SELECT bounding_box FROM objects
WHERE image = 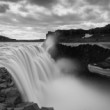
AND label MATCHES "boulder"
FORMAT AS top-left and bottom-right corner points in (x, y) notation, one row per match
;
(0, 83), (7, 89)
(41, 107), (54, 110)
(0, 103), (7, 110)
(15, 102), (40, 110)
(0, 97), (5, 103)
(5, 96), (22, 107)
